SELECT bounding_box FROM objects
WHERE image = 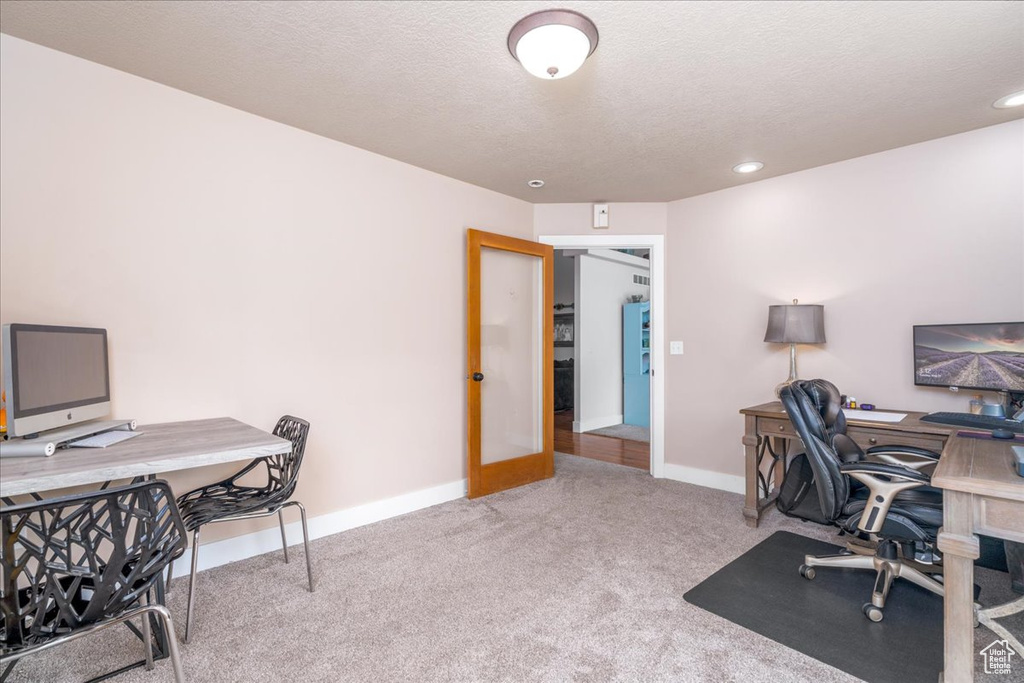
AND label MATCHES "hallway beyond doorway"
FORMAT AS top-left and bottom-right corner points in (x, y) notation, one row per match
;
(555, 410), (649, 470)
